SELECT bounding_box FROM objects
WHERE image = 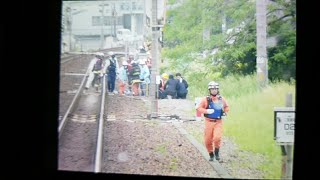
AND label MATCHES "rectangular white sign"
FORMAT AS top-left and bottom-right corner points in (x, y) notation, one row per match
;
(274, 107), (295, 144)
